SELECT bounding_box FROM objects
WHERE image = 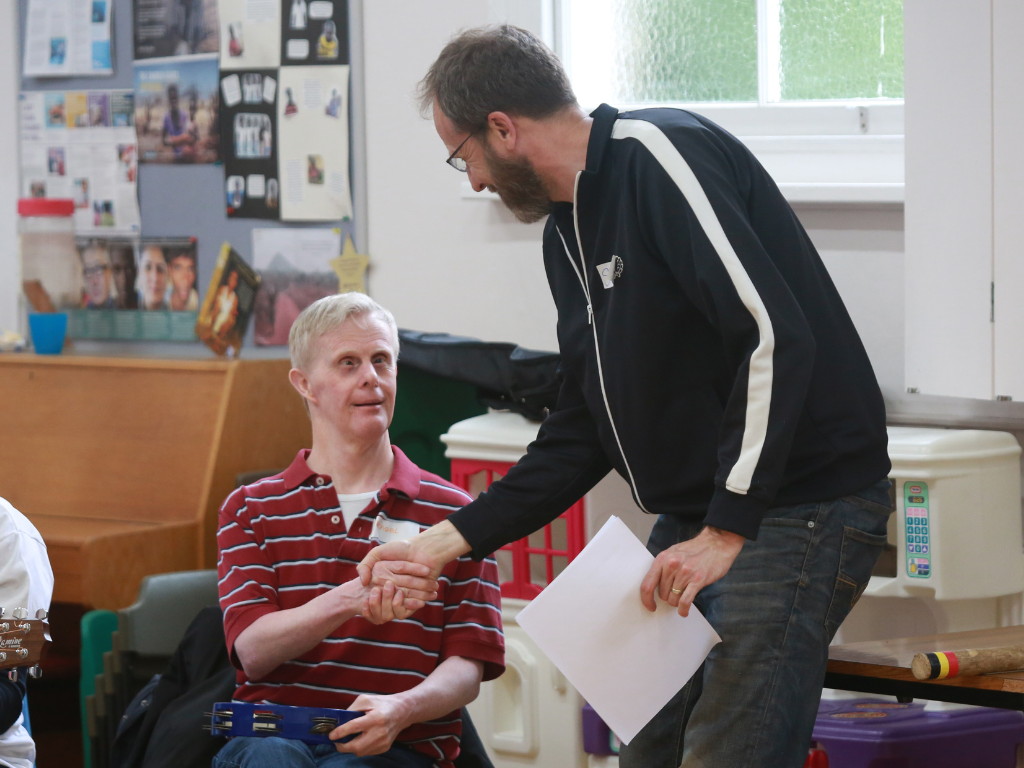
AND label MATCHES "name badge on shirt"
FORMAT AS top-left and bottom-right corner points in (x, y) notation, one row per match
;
(370, 514), (422, 544)
(596, 255), (624, 289)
